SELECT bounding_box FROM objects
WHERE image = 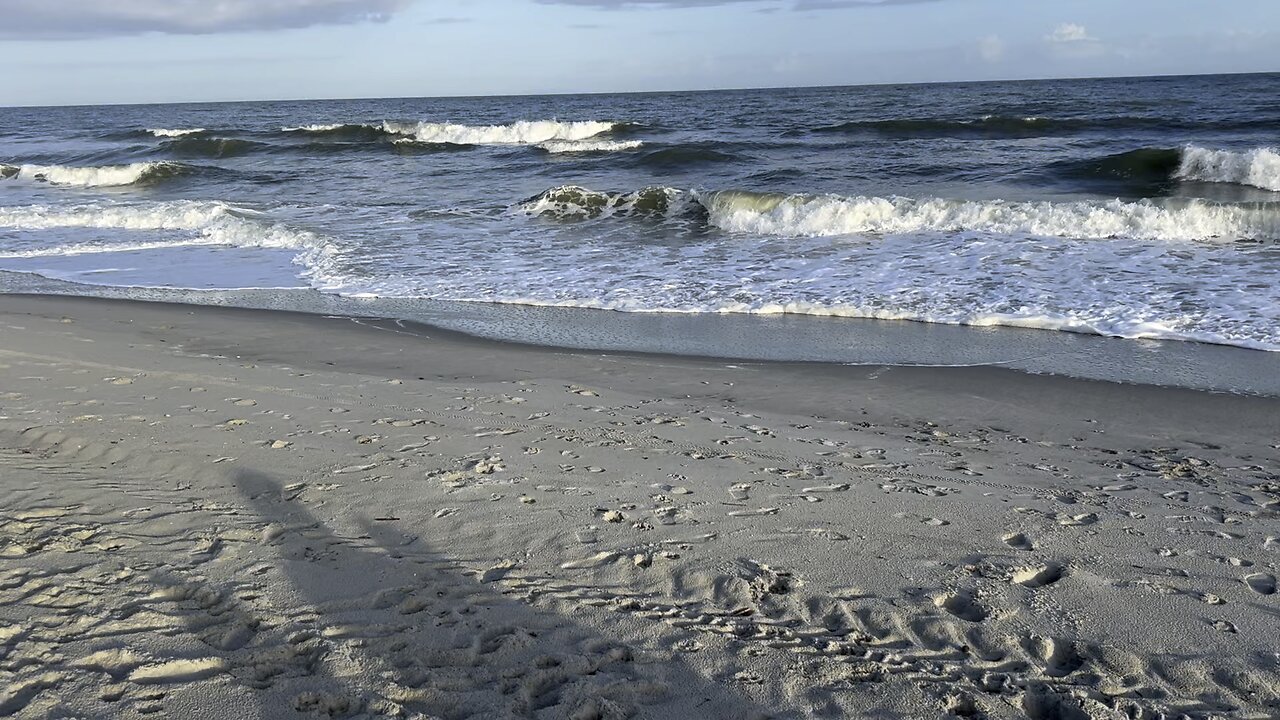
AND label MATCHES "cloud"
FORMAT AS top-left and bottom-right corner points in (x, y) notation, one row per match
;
(0, 0), (413, 40)
(1045, 23), (1094, 43)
